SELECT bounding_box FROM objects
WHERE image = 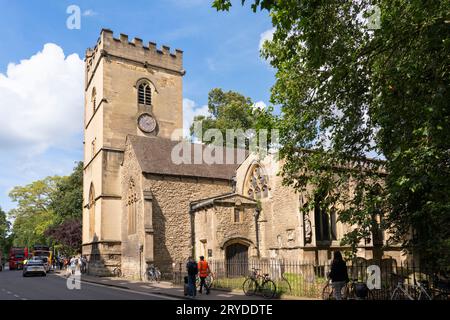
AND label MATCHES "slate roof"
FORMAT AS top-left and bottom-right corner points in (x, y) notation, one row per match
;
(127, 135), (247, 181)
